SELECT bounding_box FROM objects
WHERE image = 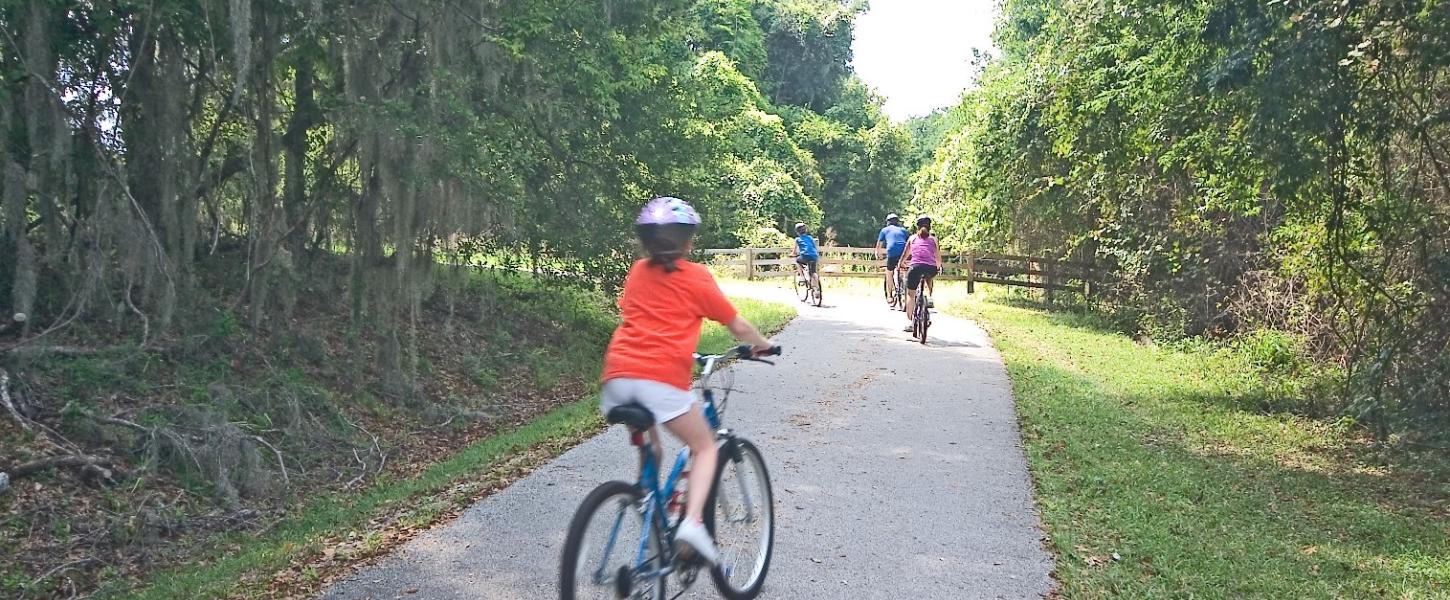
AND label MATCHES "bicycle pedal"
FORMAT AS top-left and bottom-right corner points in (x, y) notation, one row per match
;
(614, 565), (633, 598)
(675, 547), (707, 568)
